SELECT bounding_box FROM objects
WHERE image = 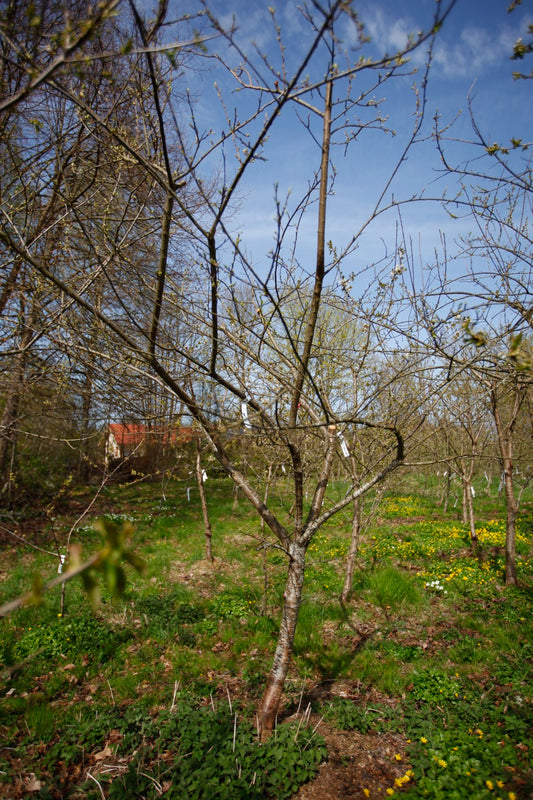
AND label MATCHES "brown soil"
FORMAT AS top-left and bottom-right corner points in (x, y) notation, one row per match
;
(291, 716), (409, 800)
